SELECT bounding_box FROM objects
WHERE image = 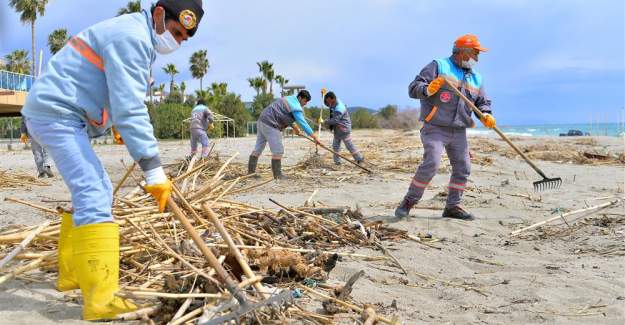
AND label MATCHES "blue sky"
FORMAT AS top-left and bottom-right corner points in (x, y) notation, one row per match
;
(1, 0), (623, 125)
